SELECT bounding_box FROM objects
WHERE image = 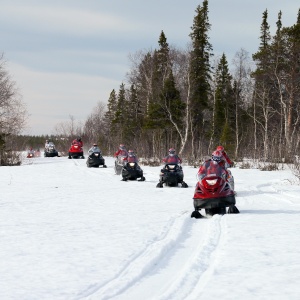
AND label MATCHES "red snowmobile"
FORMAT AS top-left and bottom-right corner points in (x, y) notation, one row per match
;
(191, 160), (239, 218)
(68, 141), (84, 159)
(26, 148), (35, 158)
